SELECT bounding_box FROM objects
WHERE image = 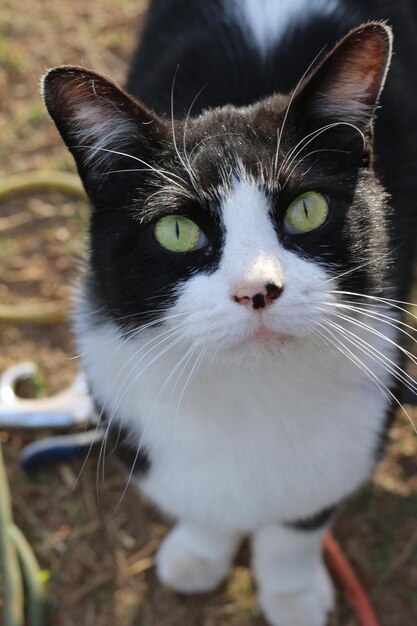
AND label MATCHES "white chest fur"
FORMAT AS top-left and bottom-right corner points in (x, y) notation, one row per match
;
(79, 318), (392, 531)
